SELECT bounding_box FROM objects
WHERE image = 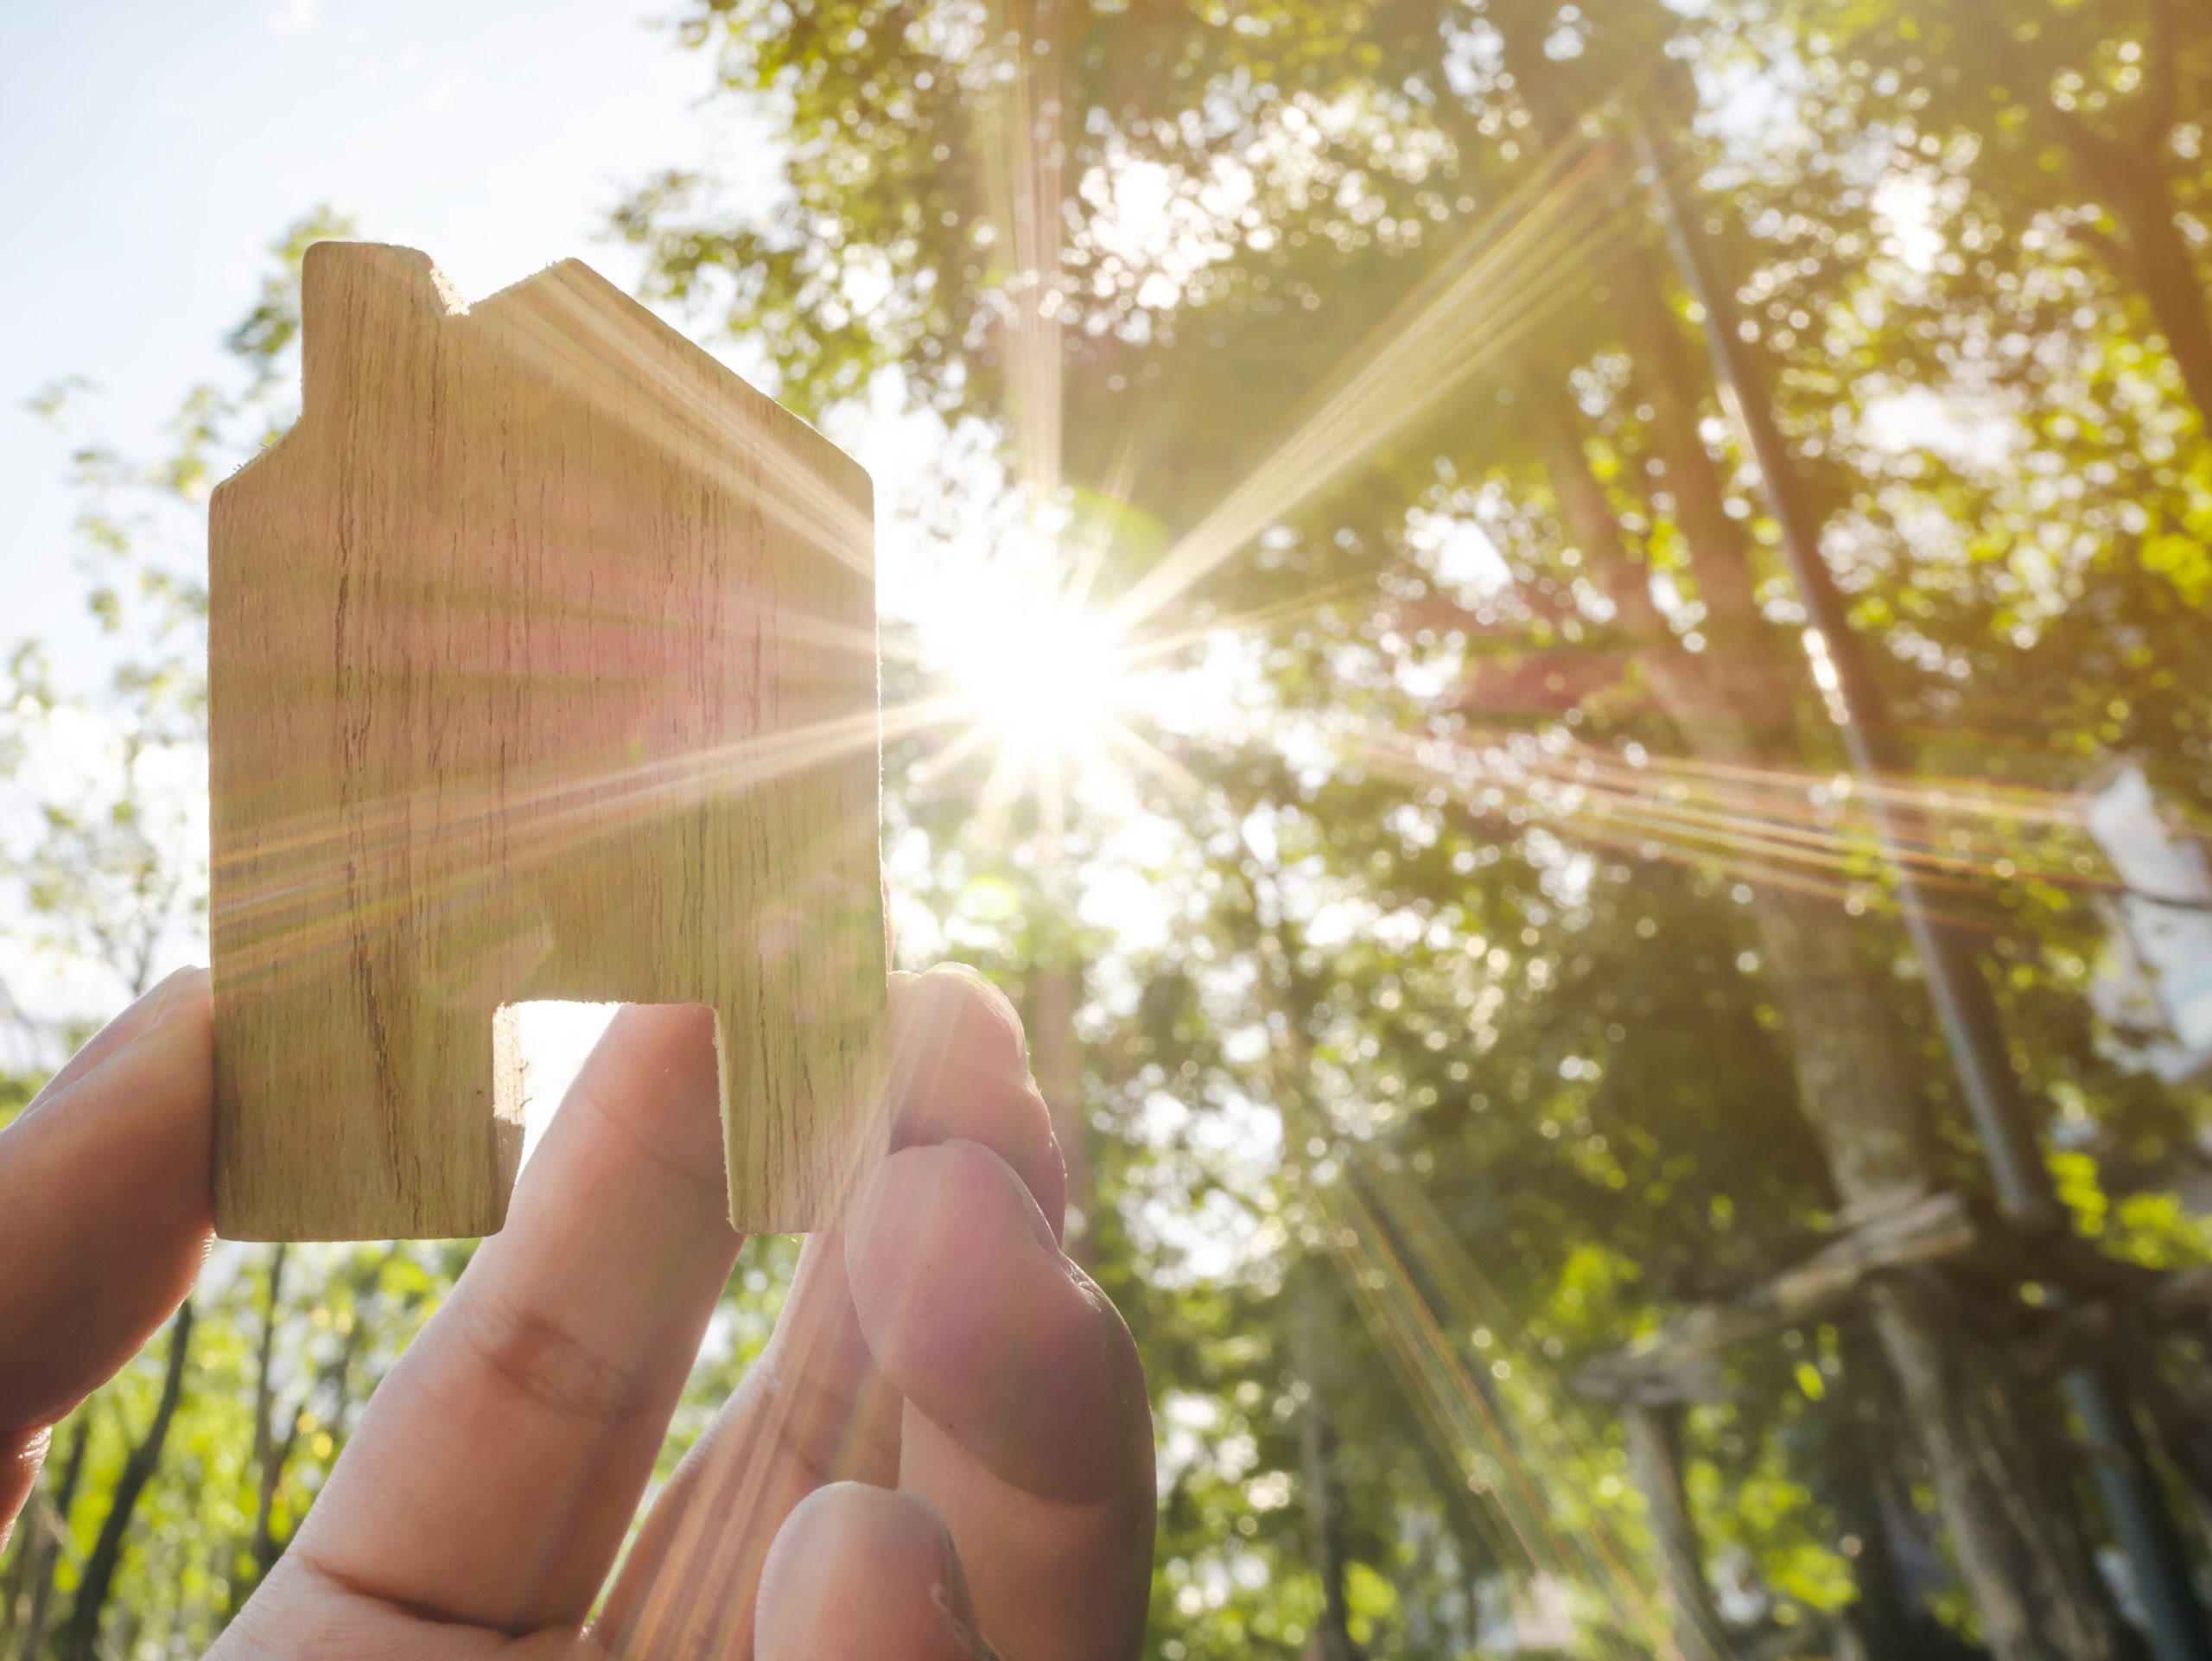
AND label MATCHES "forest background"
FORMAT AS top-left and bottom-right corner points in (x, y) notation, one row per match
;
(4, 3), (2212, 1659)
